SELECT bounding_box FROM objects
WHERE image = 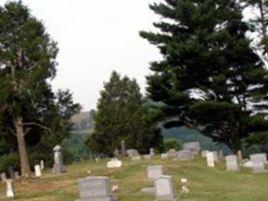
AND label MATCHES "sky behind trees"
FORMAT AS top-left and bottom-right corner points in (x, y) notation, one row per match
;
(0, 0), (161, 110)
